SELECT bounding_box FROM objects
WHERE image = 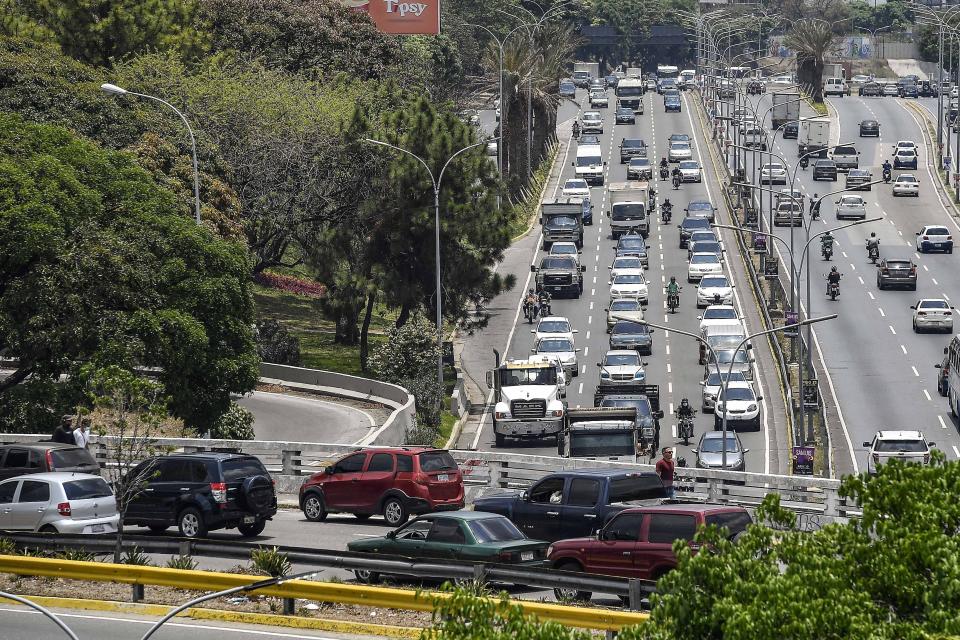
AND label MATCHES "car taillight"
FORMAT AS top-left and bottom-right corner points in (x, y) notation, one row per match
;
(57, 502), (71, 517)
(45, 450), (54, 470)
(924, 454), (931, 464)
(923, 236), (929, 240)
(551, 409), (564, 417)
(947, 311), (952, 316)
(210, 482), (227, 504)
(498, 550), (515, 562)
(910, 267), (917, 275)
